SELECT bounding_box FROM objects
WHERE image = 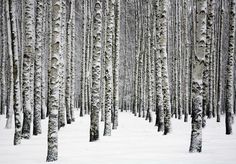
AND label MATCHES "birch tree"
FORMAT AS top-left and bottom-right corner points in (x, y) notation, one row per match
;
(159, 0), (171, 135)
(112, 0), (120, 130)
(104, 0), (115, 136)
(90, 0), (102, 141)
(225, 0), (235, 135)
(189, 0), (207, 153)
(46, 0), (61, 161)
(8, 0), (22, 145)
(22, 0), (35, 139)
(33, 0), (43, 136)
